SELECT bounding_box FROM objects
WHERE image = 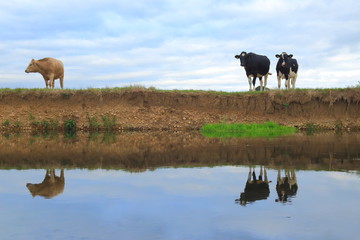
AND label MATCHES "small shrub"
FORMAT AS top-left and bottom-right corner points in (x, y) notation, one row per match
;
(61, 92), (72, 99)
(13, 121), (21, 129)
(304, 122), (316, 135)
(101, 114), (116, 132)
(2, 133), (10, 139)
(101, 132), (117, 143)
(335, 120), (344, 132)
(64, 119), (76, 132)
(32, 121), (40, 128)
(63, 119), (76, 138)
(28, 114), (36, 120)
(86, 113), (100, 131)
(41, 120), (50, 131)
(2, 120), (10, 127)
